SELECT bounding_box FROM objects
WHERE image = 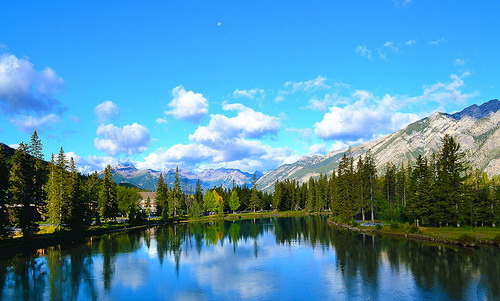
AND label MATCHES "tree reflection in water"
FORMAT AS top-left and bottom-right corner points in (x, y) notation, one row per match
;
(0, 216), (497, 300)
